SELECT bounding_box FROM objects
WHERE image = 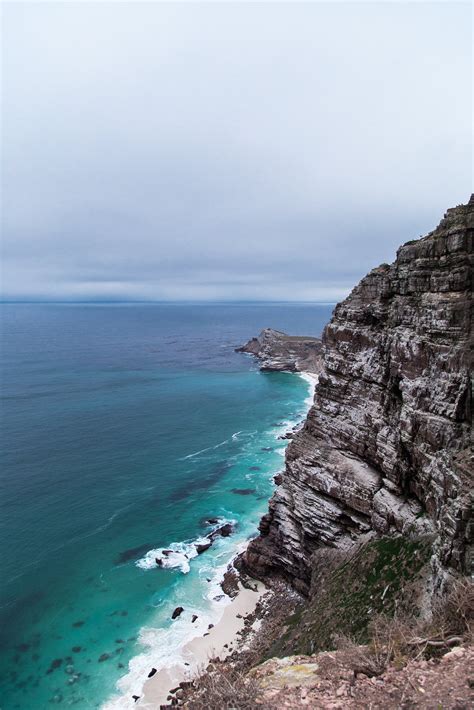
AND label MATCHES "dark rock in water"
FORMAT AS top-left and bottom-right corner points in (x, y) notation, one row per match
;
(155, 557), (163, 567)
(115, 639), (124, 644)
(208, 623), (214, 629)
(219, 523), (233, 537)
(71, 647), (81, 653)
(115, 543), (152, 565)
(147, 668), (157, 678)
(50, 659), (62, 670)
(206, 517), (220, 525)
(195, 541), (212, 554)
(231, 488), (256, 496)
(98, 653), (110, 662)
(260, 447), (273, 452)
(209, 523), (234, 541)
(162, 550), (173, 557)
(171, 606), (184, 620)
(273, 473), (283, 485)
(117, 663), (124, 669)
(72, 621), (84, 628)
(249, 466), (261, 471)
(132, 695), (140, 703)
(191, 614), (198, 623)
